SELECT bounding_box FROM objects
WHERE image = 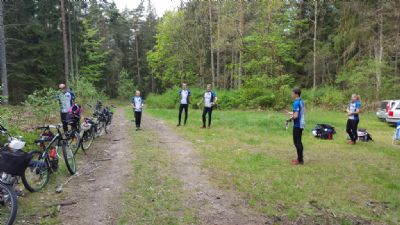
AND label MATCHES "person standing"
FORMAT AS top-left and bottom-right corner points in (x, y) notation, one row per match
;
(346, 94), (361, 145)
(132, 90), (144, 131)
(286, 88), (305, 165)
(202, 84), (217, 129)
(177, 83), (191, 126)
(58, 84), (73, 132)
